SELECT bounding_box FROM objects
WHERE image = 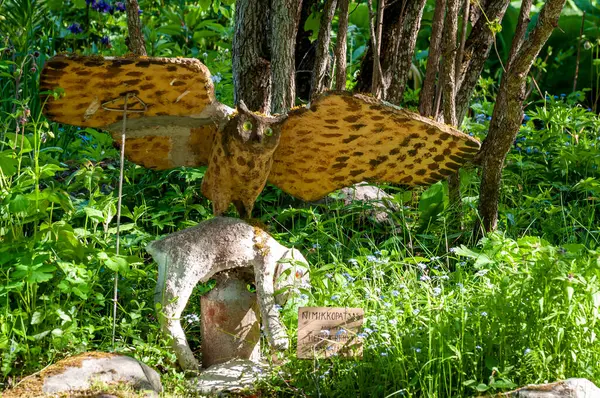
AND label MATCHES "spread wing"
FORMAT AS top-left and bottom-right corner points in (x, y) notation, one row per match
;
(109, 124), (217, 170)
(40, 55), (215, 127)
(269, 92), (481, 201)
(40, 55), (221, 170)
